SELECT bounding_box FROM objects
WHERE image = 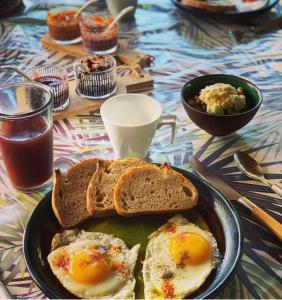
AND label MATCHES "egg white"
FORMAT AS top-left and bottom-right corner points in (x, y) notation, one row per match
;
(48, 231), (140, 299)
(143, 215), (220, 299)
(235, 0), (267, 11)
